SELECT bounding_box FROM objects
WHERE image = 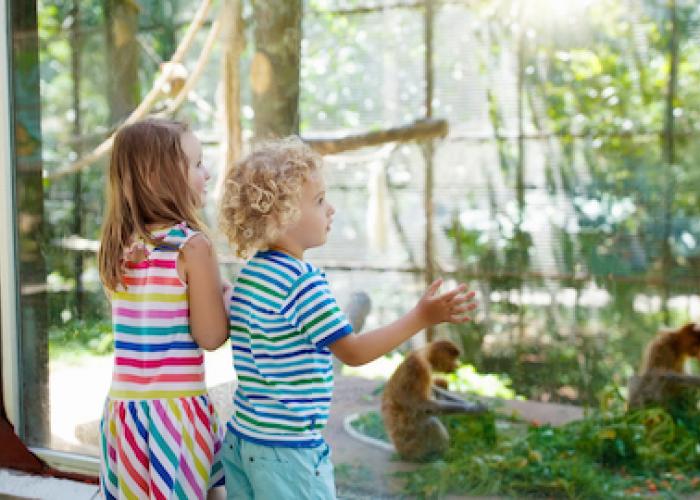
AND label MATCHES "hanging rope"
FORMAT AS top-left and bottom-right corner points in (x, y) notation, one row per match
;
(49, 0), (215, 180)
